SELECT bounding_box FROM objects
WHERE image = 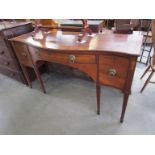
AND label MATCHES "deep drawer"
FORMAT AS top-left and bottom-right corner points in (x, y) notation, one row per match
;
(99, 55), (130, 89)
(12, 42), (33, 67)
